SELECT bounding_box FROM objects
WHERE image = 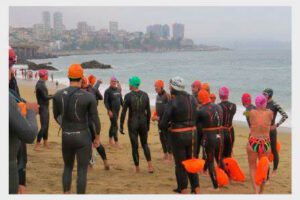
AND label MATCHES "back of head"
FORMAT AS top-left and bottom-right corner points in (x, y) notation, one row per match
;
(192, 80), (201, 90)
(68, 64), (84, 82)
(219, 86), (229, 100)
(155, 79), (164, 88)
(88, 75), (96, 86)
(129, 76), (141, 89)
(202, 82), (210, 93)
(242, 93), (252, 105)
(170, 76), (185, 93)
(255, 94), (267, 109)
(39, 69), (48, 79)
(198, 89), (211, 105)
